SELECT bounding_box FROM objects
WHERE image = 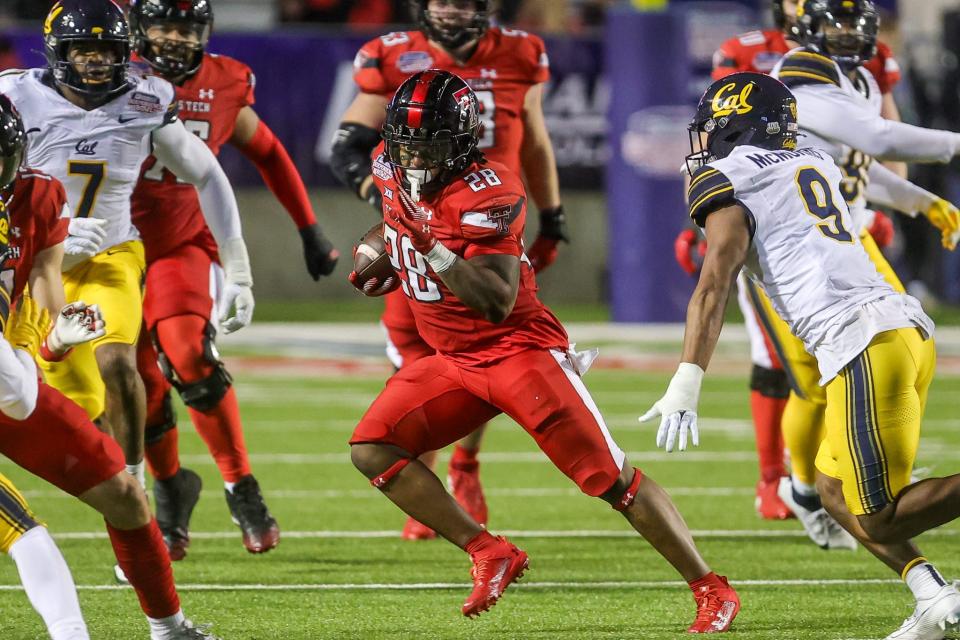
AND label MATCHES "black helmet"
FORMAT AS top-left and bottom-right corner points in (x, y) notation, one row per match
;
(410, 0), (491, 50)
(797, 0), (879, 71)
(383, 69), (482, 195)
(772, 0), (802, 40)
(43, 0), (132, 99)
(687, 72), (799, 175)
(0, 94), (25, 191)
(129, 0), (214, 77)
